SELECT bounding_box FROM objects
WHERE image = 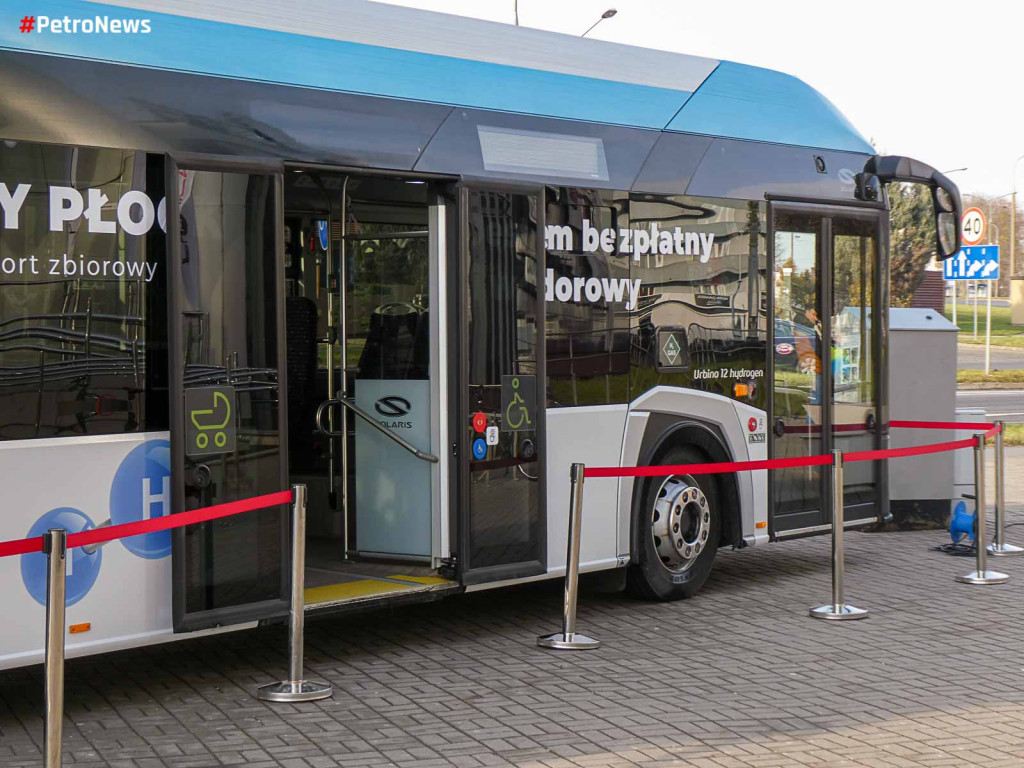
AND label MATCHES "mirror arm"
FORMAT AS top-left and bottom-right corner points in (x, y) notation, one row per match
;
(861, 155), (964, 258)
